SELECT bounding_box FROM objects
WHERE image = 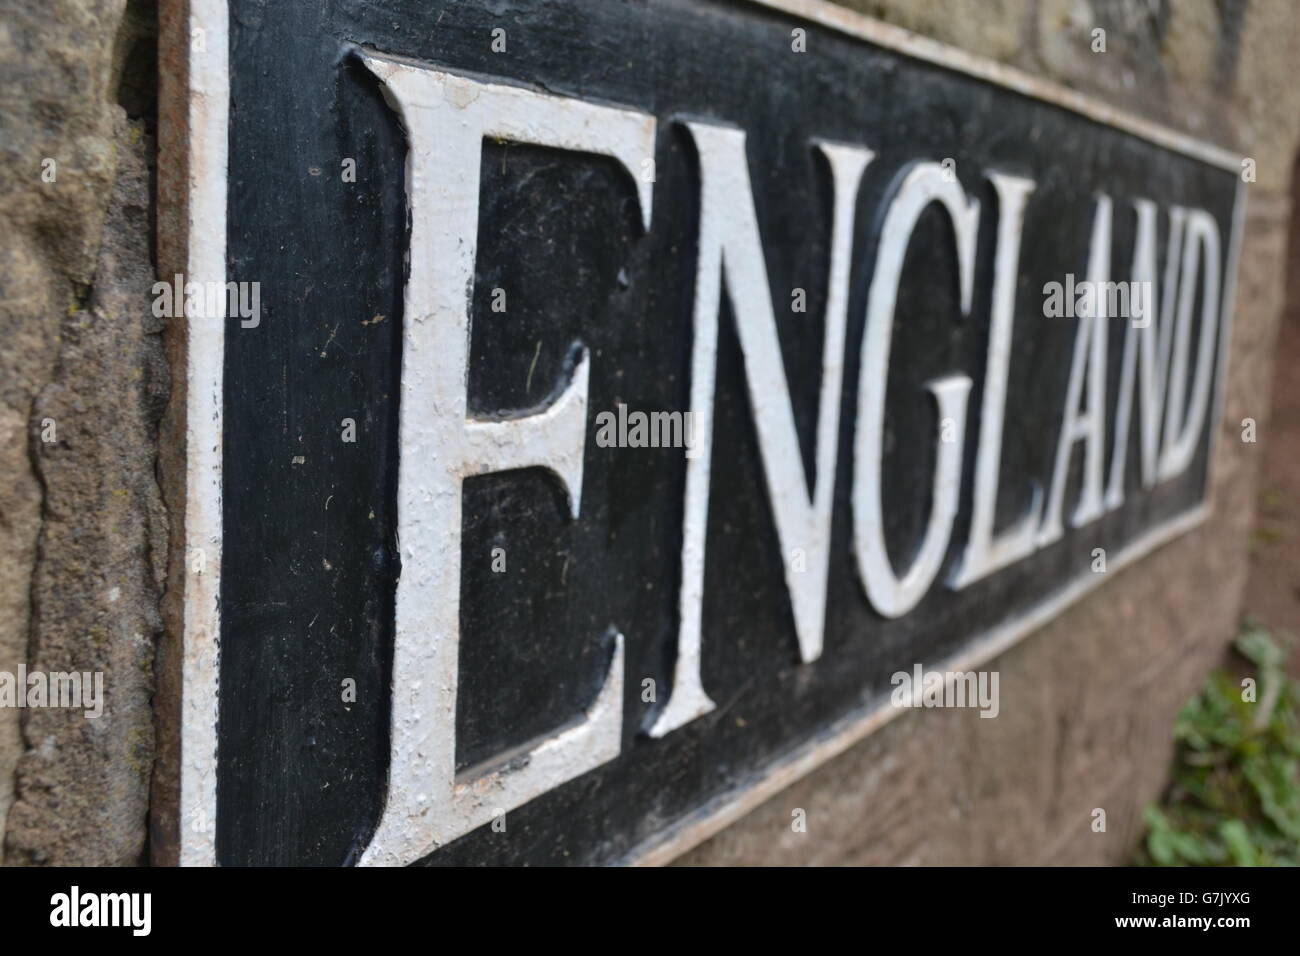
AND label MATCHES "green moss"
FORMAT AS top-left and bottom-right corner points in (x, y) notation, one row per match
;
(1136, 624), (1300, 866)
